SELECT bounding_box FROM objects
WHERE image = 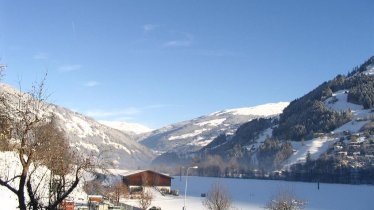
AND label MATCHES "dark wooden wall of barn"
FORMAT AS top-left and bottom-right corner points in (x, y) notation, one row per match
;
(123, 171), (171, 187)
